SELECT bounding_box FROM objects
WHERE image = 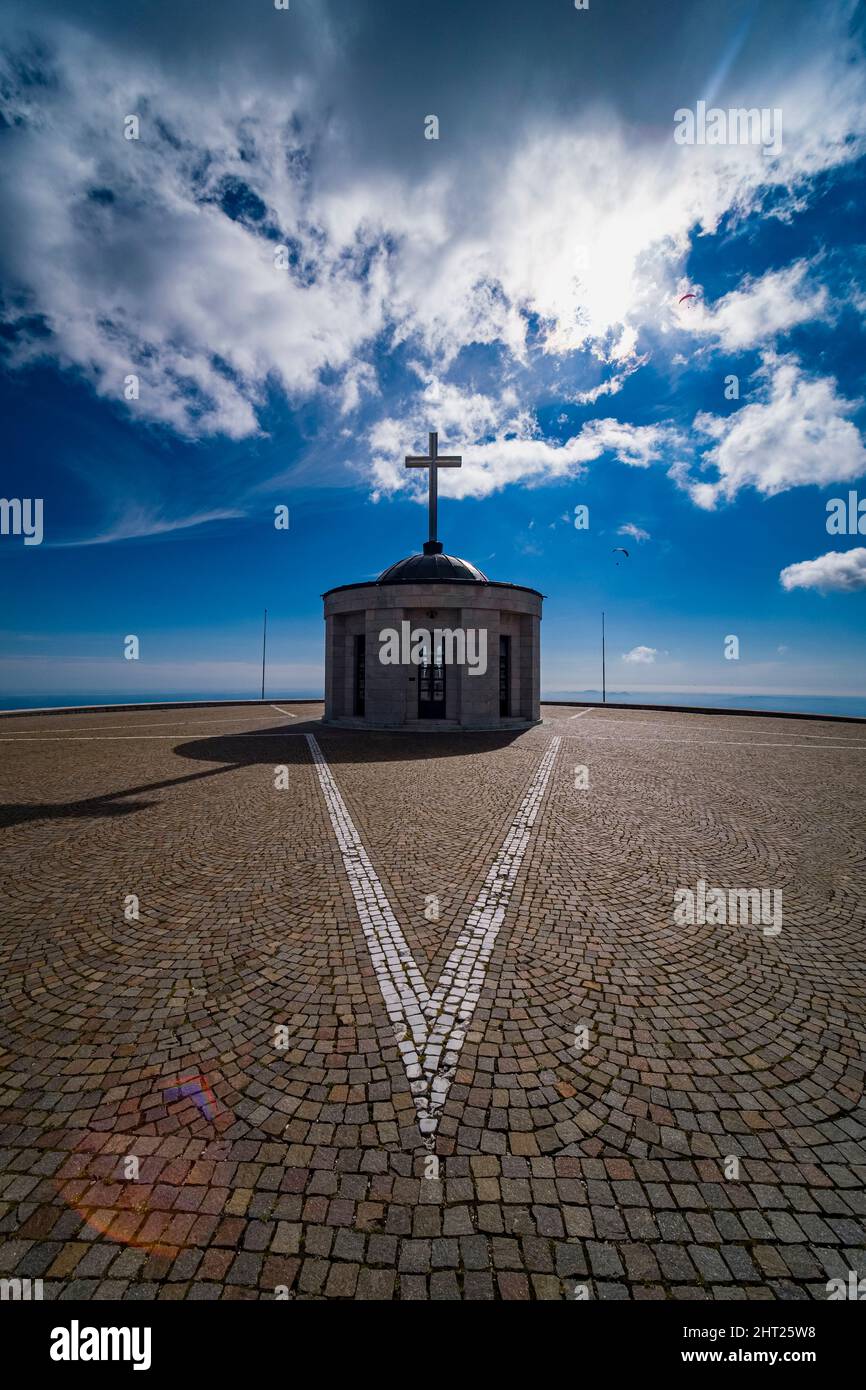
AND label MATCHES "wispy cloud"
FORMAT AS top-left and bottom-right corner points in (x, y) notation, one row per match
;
(50, 507), (246, 548)
(618, 522), (651, 543)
